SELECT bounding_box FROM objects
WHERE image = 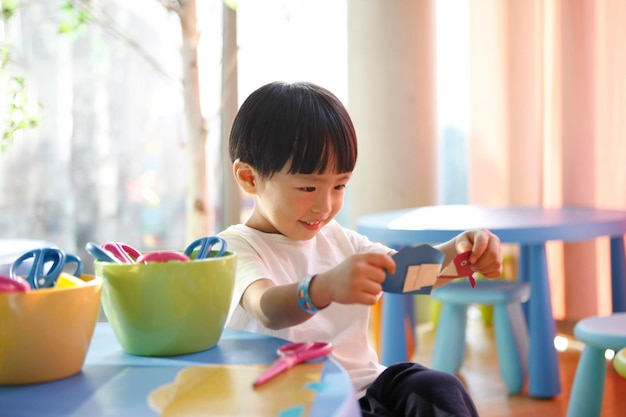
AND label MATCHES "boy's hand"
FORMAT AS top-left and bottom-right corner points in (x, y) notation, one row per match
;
(311, 253), (396, 307)
(454, 228), (503, 278)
